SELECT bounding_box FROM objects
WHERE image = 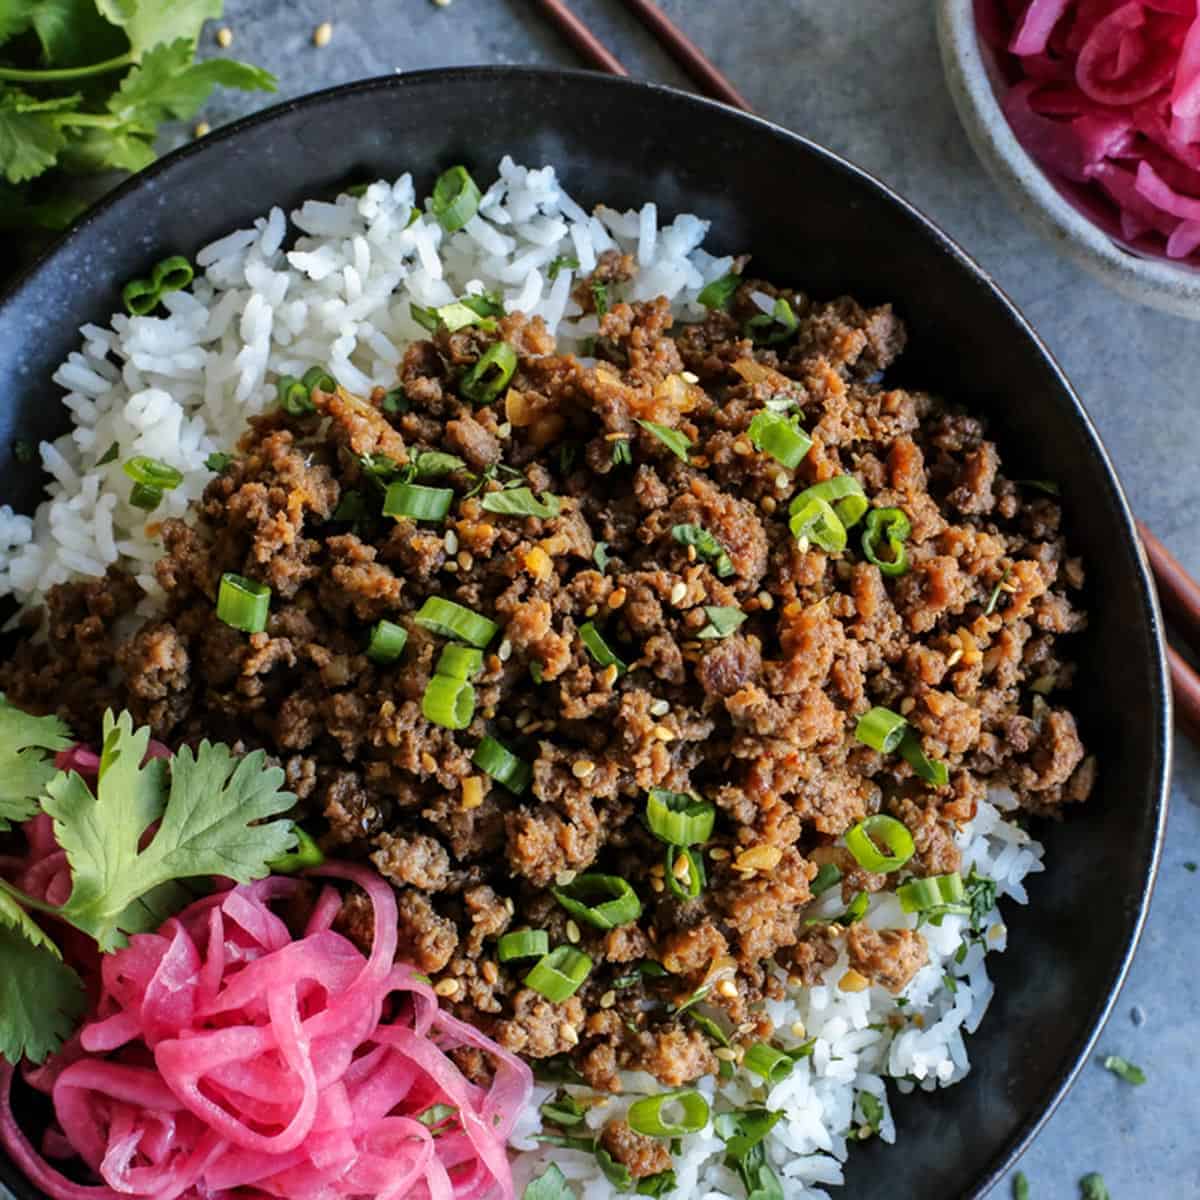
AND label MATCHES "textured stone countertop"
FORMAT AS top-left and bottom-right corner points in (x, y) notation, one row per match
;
(5, 2), (1198, 1197)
